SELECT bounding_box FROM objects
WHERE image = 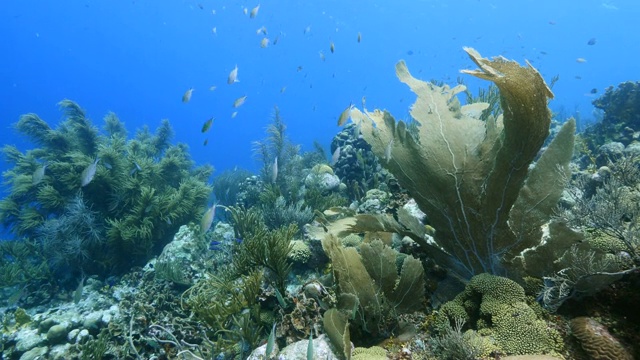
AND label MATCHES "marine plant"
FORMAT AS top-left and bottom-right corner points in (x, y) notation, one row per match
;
(321, 235), (424, 343)
(0, 100), (212, 278)
(348, 48), (575, 279)
(182, 269), (265, 356)
(211, 167), (253, 207)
